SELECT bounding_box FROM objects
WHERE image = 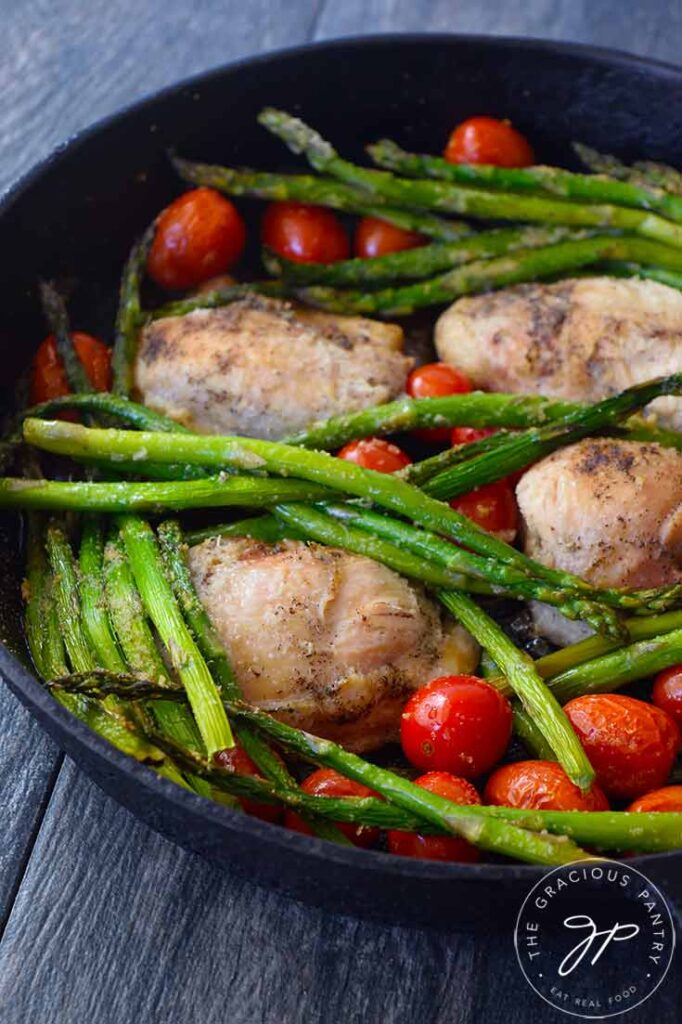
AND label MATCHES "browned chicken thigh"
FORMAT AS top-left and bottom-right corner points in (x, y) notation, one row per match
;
(517, 438), (682, 642)
(189, 537), (478, 751)
(134, 295), (411, 439)
(435, 276), (682, 429)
